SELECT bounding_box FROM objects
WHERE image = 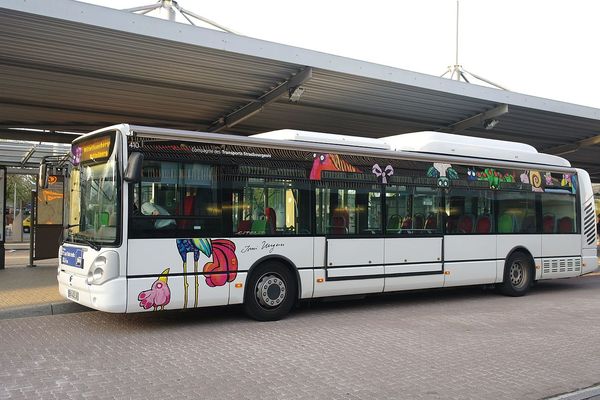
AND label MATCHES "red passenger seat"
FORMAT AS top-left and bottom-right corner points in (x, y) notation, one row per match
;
(446, 216), (459, 233)
(475, 215), (492, 233)
(178, 194), (196, 229)
(265, 207), (277, 234)
(557, 217), (573, 233)
(457, 215), (474, 234)
(236, 219), (252, 234)
(424, 214), (437, 230)
(542, 214), (555, 233)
